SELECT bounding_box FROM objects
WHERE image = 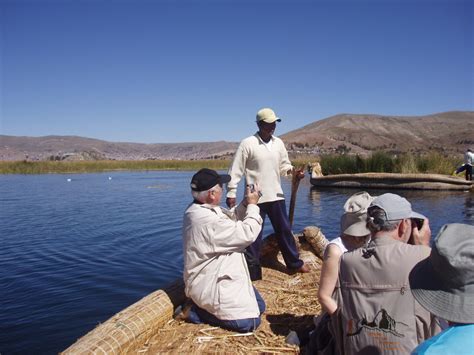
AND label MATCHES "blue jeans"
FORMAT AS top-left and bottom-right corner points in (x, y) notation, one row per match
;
(187, 287), (266, 333)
